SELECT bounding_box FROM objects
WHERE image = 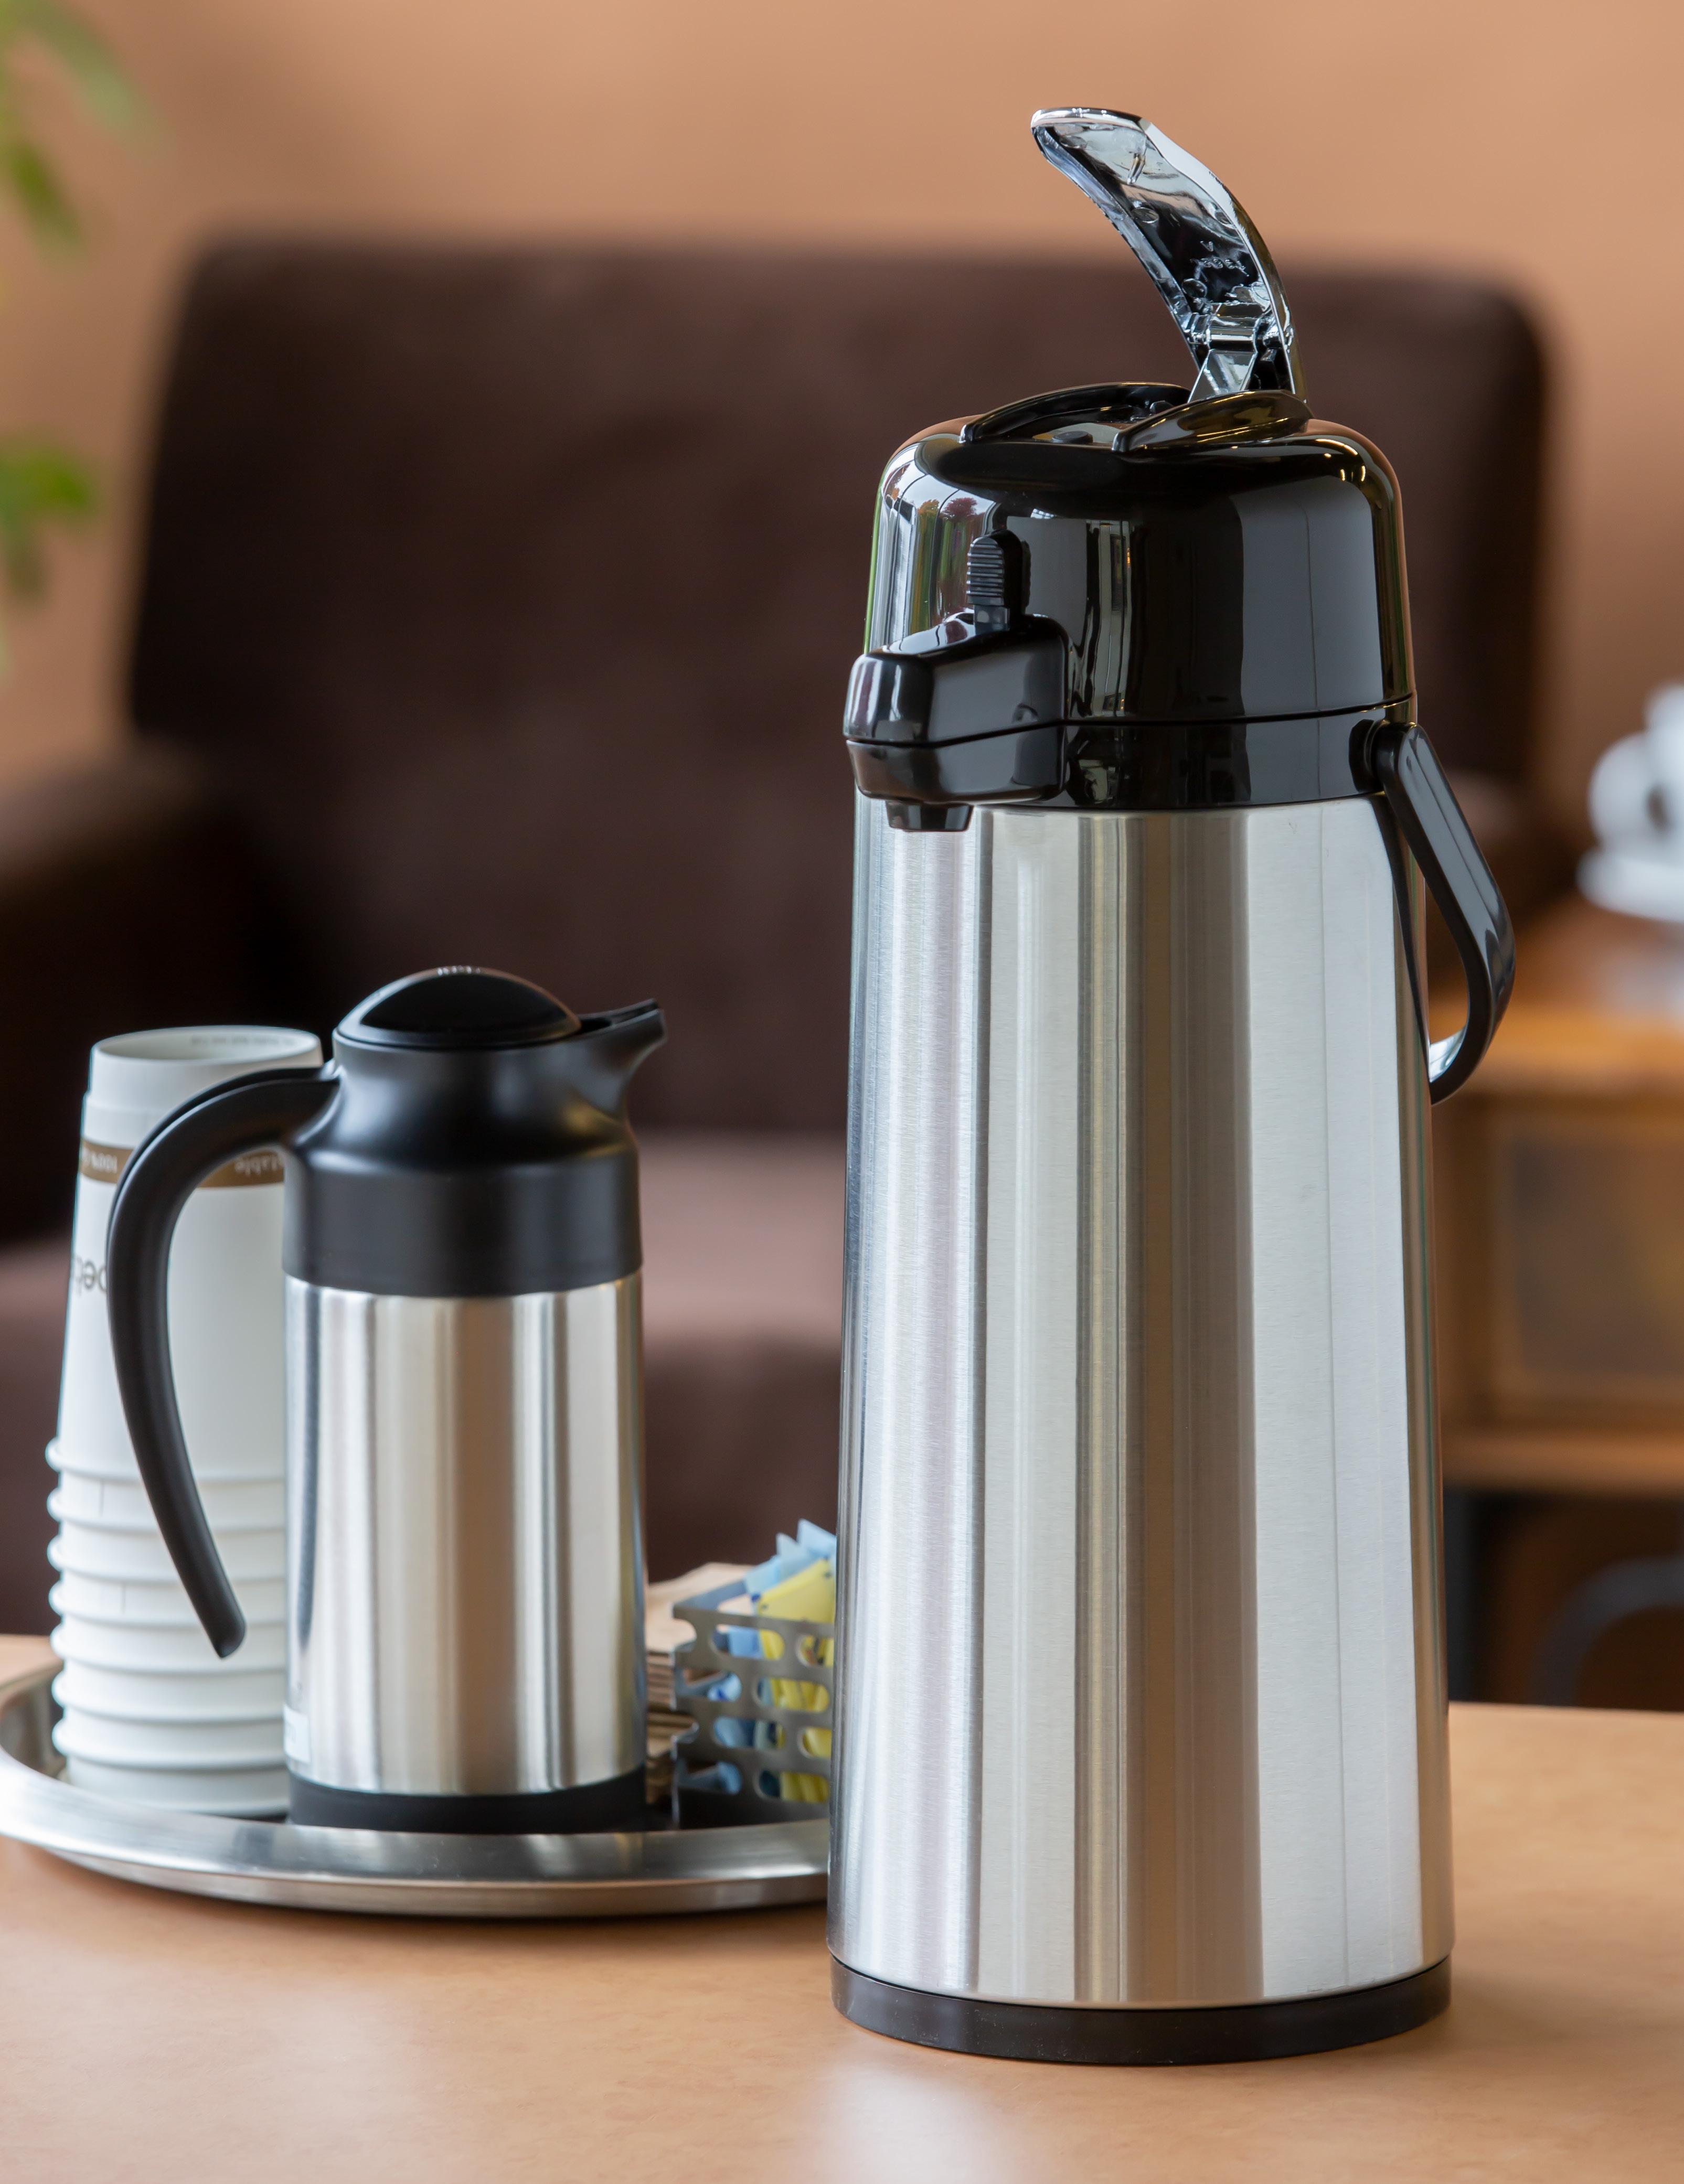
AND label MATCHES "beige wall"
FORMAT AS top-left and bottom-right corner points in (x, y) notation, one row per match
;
(3, 0), (1680, 825)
